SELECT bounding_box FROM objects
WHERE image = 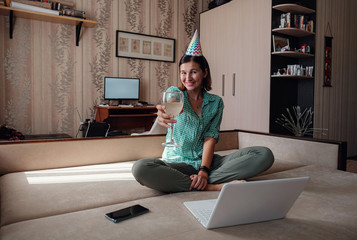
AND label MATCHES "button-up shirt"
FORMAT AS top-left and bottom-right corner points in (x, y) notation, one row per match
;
(162, 86), (224, 170)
